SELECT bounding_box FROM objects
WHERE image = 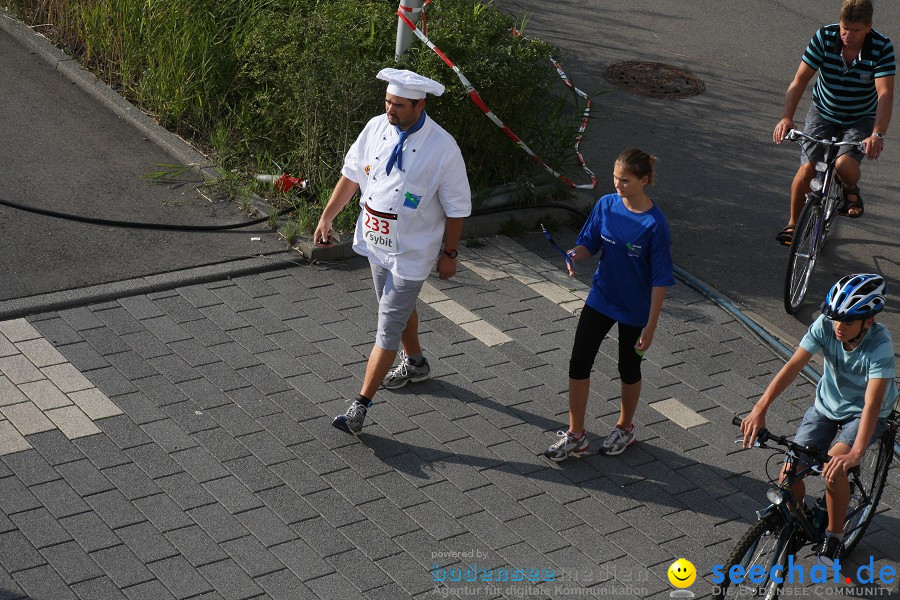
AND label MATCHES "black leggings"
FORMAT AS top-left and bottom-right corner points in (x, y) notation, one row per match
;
(569, 305), (643, 384)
